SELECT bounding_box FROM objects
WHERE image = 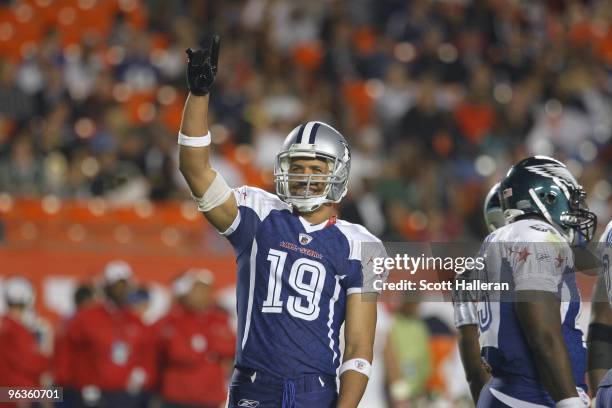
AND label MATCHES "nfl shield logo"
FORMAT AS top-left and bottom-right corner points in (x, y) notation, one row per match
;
(299, 233), (313, 245)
